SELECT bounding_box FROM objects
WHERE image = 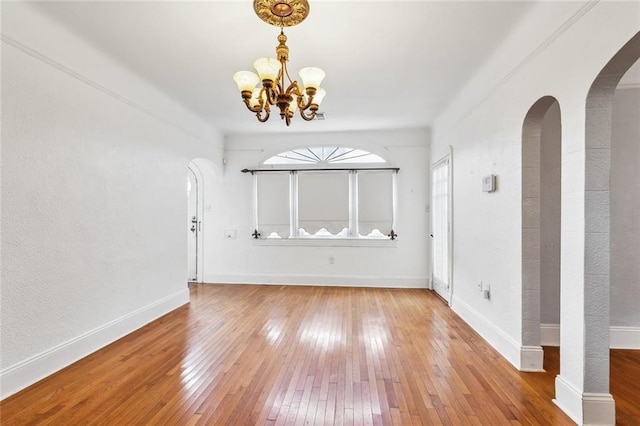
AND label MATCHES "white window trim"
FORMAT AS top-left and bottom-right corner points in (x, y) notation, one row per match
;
(248, 168), (398, 246)
(253, 238), (398, 248)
